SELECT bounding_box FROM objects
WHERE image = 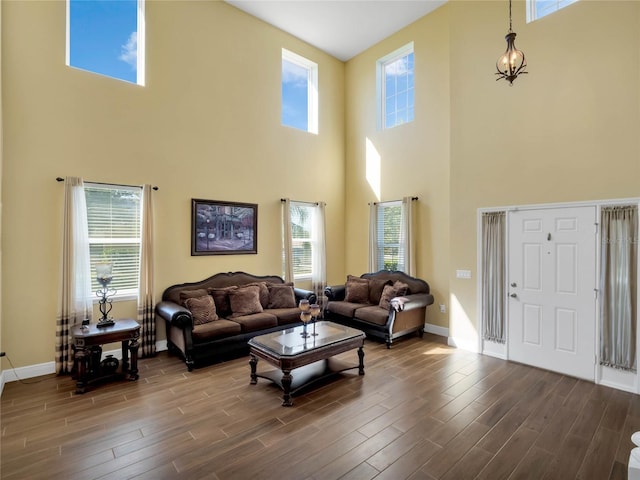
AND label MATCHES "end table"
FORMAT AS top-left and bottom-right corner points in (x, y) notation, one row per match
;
(72, 318), (140, 394)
